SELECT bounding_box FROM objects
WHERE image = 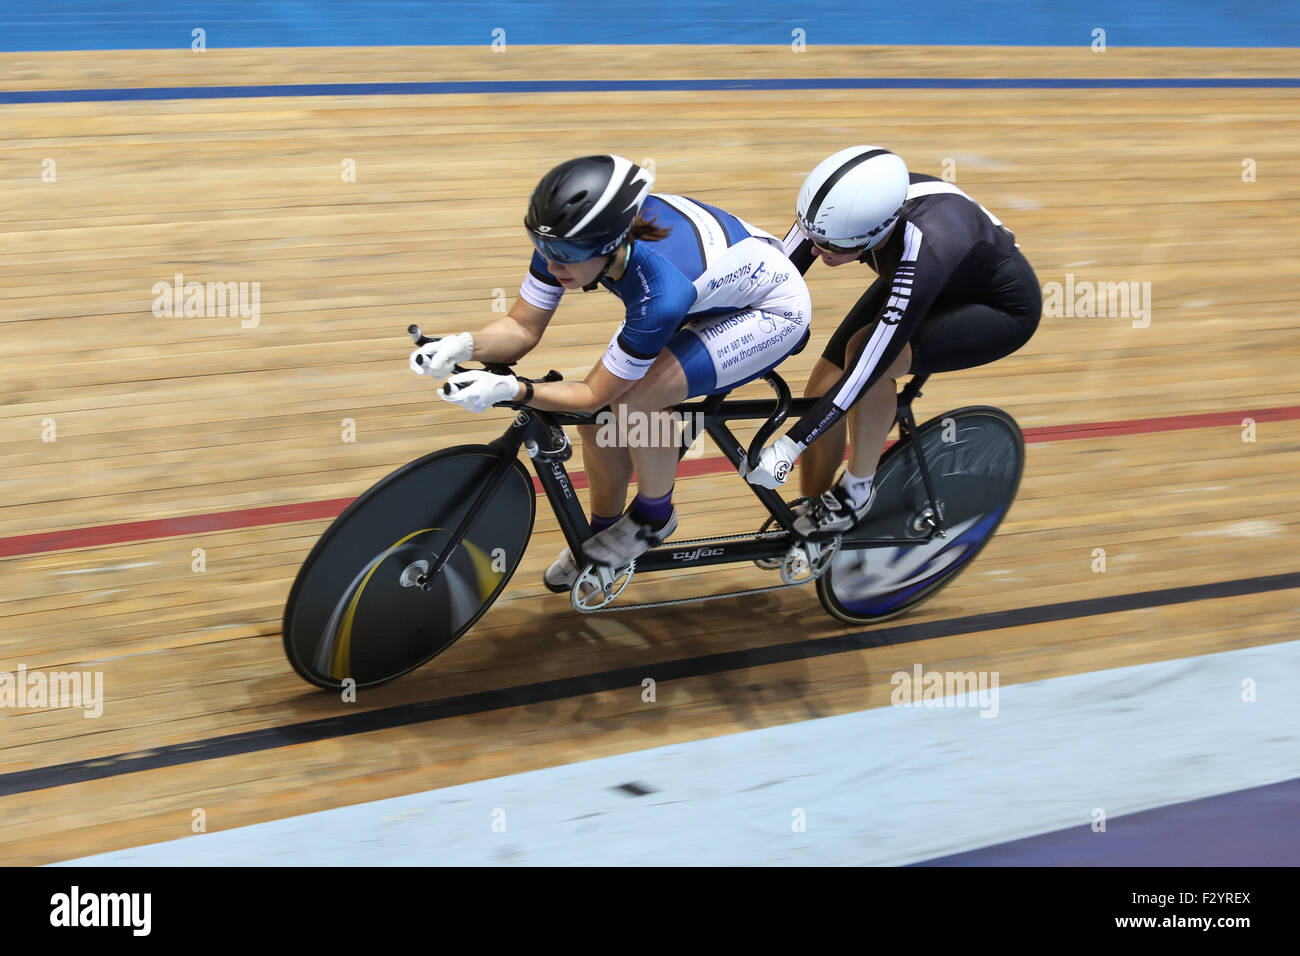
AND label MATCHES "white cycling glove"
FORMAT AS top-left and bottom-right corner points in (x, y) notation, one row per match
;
(740, 435), (803, 489)
(410, 332), (473, 379)
(439, 369), (521, 414)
